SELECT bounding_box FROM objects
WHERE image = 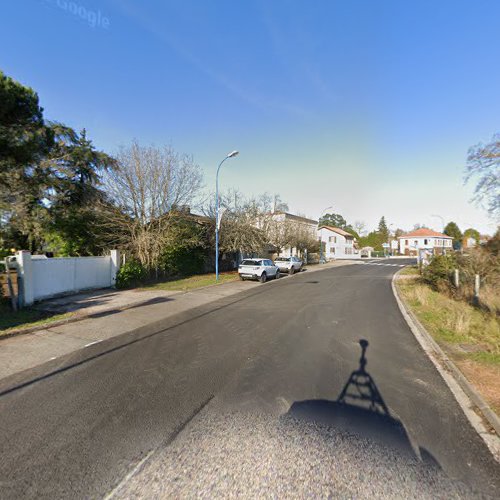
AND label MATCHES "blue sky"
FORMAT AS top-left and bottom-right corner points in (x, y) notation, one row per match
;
(2, 0), (499, 233)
